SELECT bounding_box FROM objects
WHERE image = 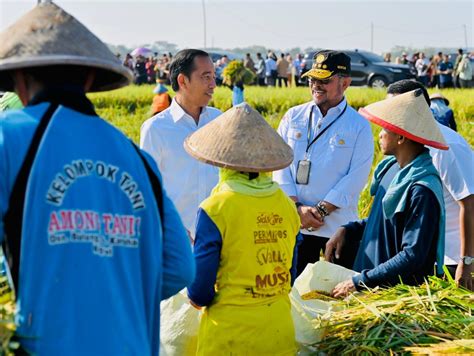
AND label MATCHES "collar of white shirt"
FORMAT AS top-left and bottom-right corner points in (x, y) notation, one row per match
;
(306, 97), (348, 124)
(169, 98), (209, 124)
